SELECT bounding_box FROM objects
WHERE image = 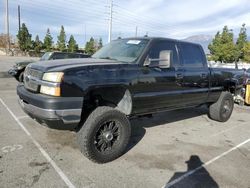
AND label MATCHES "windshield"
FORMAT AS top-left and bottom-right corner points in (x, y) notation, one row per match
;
(92, 39), (149, 63)
(40, 52), (53, 61)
